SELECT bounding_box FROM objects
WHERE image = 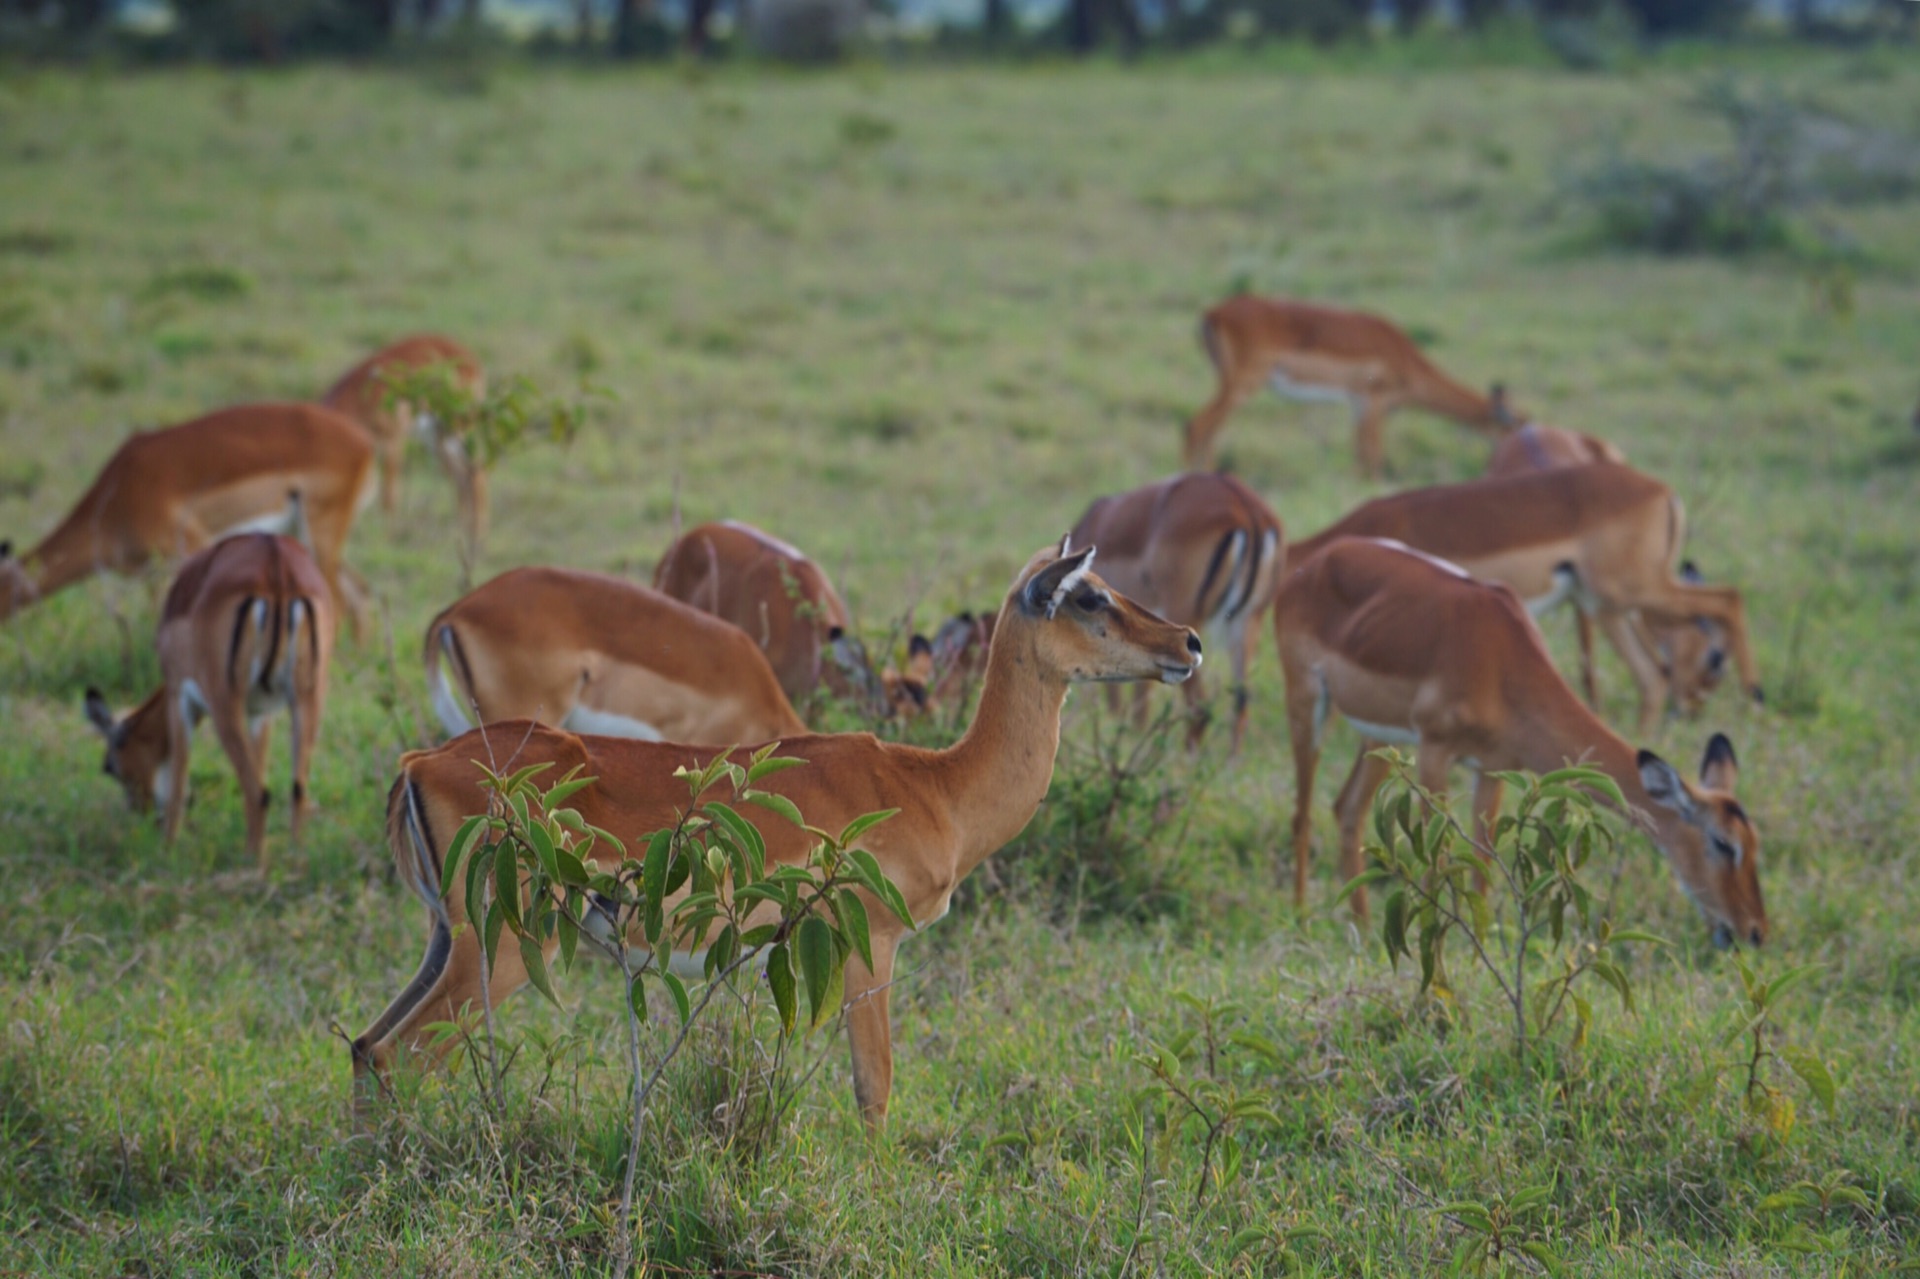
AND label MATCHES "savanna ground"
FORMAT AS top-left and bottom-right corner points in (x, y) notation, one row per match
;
(2, 45), (1919, 1275)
